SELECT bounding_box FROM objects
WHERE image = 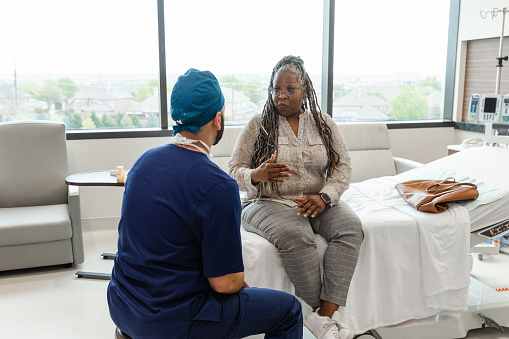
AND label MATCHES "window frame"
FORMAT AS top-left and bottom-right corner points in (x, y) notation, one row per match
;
(66, 0), (460, 140)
